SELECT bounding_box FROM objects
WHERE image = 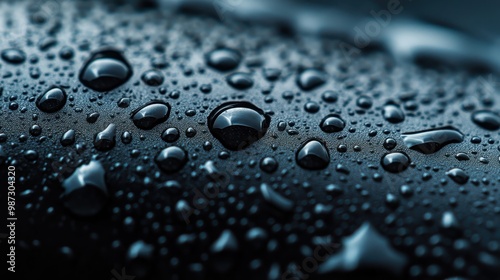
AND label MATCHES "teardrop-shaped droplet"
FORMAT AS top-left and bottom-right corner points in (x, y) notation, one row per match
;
(1, 48), (26, 64)
(226, 72), (253, 90)
(296, 69), (327, 91)
(60, 129), (75, 146)
(94, 124), (116, 151)
(401, 126), (464, 154)
(381, 152), (410, 173)
(446, 168), (469, 184)
(131, 101), (171, 130)
(471, 110), (500, 130)
(208, 101), (271, 151)
(320, 114), (345, 133)
(296, 139), (330, 170)
(79, 48), (132, 92)
(61, 160), (108, 217)
(382, 104), (405, 123)
(155, 146), (188, 173)
(205, 48), (241, 71)
(36, 87), (67, 113)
